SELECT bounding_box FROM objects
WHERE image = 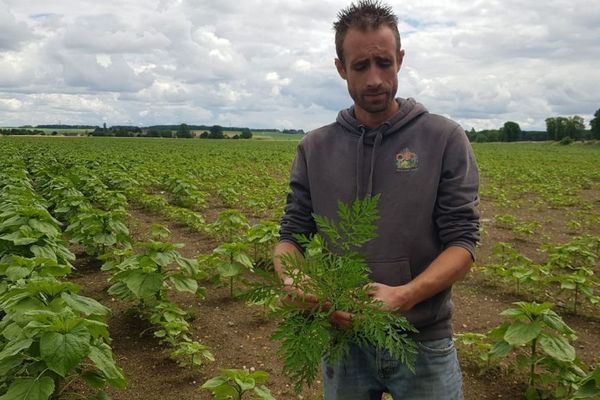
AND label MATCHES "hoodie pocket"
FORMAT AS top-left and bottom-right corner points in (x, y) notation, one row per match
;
(367, 258), (412, 286)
